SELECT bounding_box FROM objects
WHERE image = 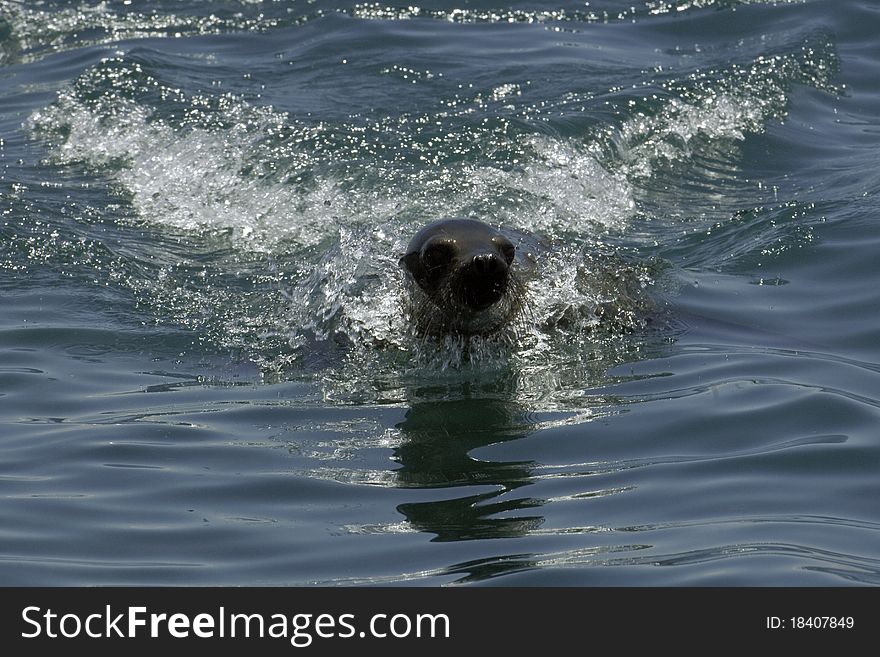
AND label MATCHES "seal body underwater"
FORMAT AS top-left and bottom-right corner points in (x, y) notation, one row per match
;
(399, 218), (534, 336)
